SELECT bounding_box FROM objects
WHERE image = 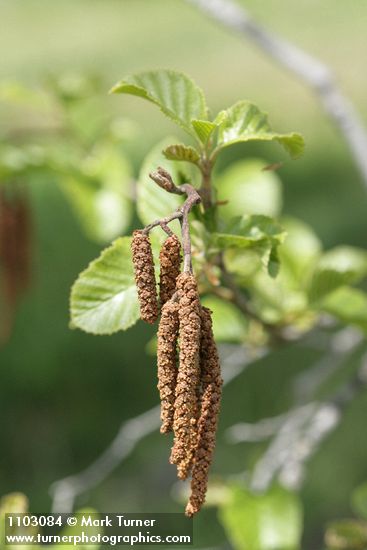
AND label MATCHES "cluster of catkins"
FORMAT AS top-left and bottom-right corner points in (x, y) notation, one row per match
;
(131, 229), (223, 516)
